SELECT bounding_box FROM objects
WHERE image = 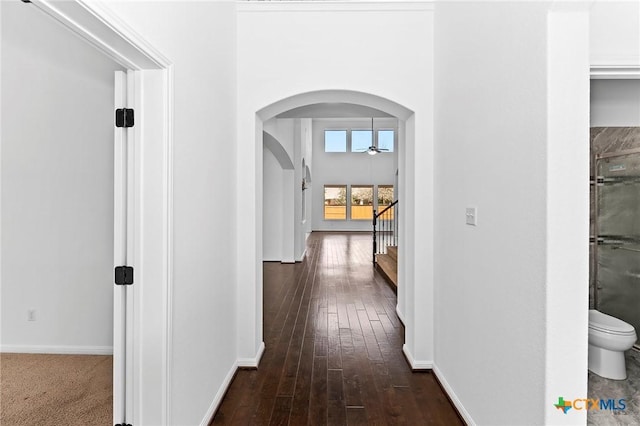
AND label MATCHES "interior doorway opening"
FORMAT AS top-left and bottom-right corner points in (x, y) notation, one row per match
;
(1, 2), (122, 424)
(249, 90), (416, 370)
(1, 1), (173, 425)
